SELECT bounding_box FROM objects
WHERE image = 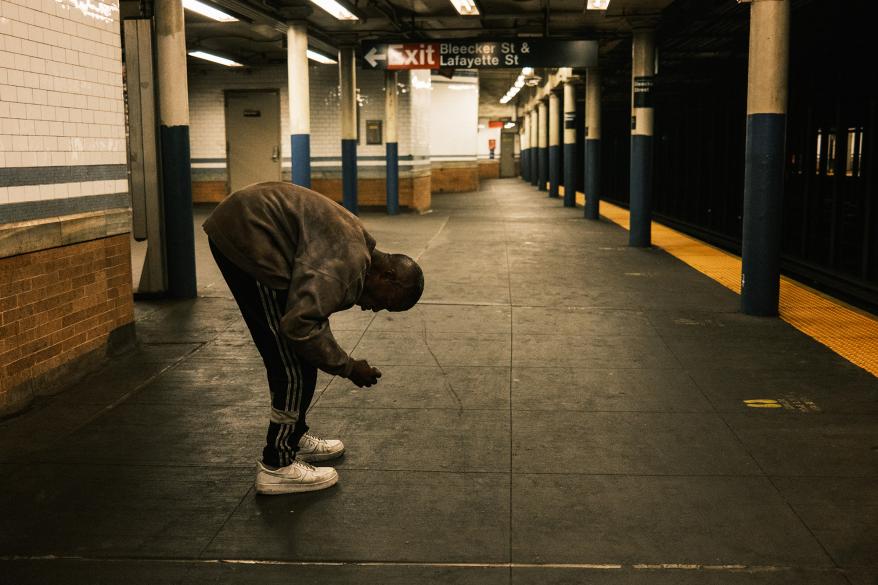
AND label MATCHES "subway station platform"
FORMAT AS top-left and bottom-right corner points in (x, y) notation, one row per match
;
(1, 179), (876, 584)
